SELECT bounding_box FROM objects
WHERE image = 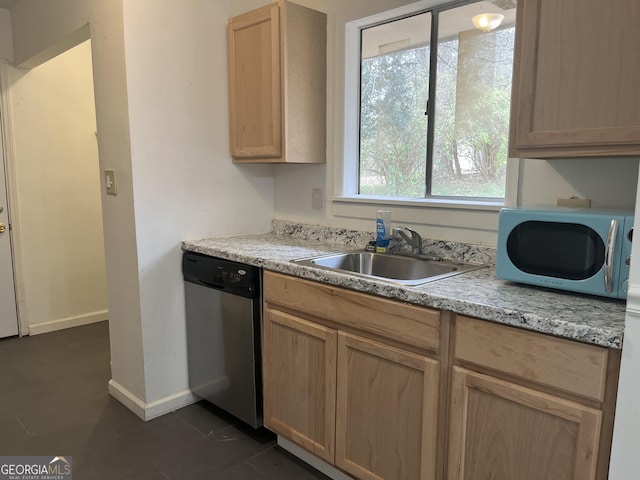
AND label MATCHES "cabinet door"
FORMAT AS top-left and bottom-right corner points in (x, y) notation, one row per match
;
(448, 367), (602, 480)
(228, 3), (282, 159)
(509, 0), (640, 157)
(263, 307), (336, 462)
(336, 332), (439, 480)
